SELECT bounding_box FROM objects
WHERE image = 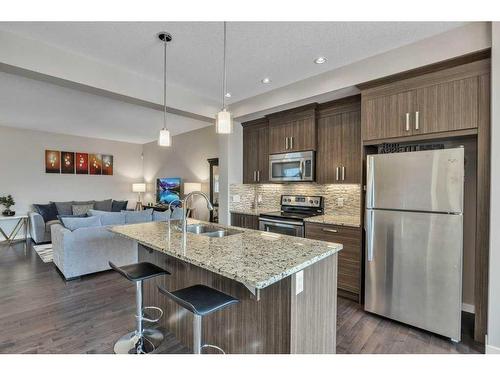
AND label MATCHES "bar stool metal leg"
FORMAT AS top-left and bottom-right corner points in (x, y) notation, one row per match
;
(114, 280), (164, 354)
(193, 314), (202, 354)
